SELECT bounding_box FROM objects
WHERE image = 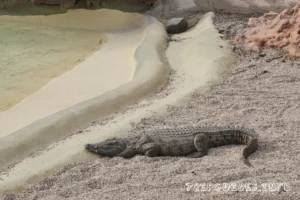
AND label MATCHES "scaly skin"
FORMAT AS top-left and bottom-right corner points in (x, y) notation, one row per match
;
(85, 126), (258, 166)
